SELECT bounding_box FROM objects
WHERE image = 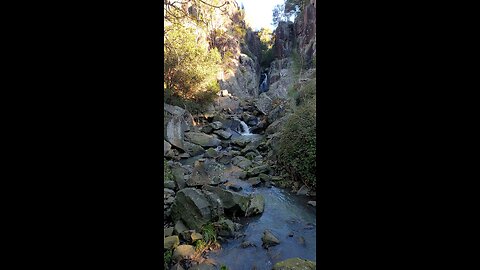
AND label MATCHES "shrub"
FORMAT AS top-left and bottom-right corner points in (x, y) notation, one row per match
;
(164, 24), (221, 99)
(278, 95), (316, 189)
(201, 223), (217, 244)
(164, 249), (172, 269)
(294, 78), (316, 106)
(164, 159), (174, 182)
